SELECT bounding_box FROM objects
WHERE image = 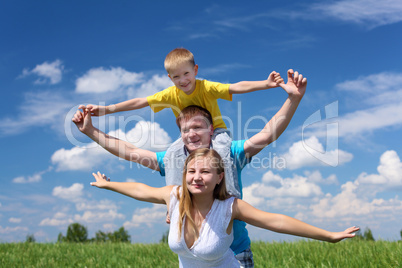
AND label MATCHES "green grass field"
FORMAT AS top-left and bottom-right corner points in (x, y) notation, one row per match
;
(1, 240), (400, 267)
